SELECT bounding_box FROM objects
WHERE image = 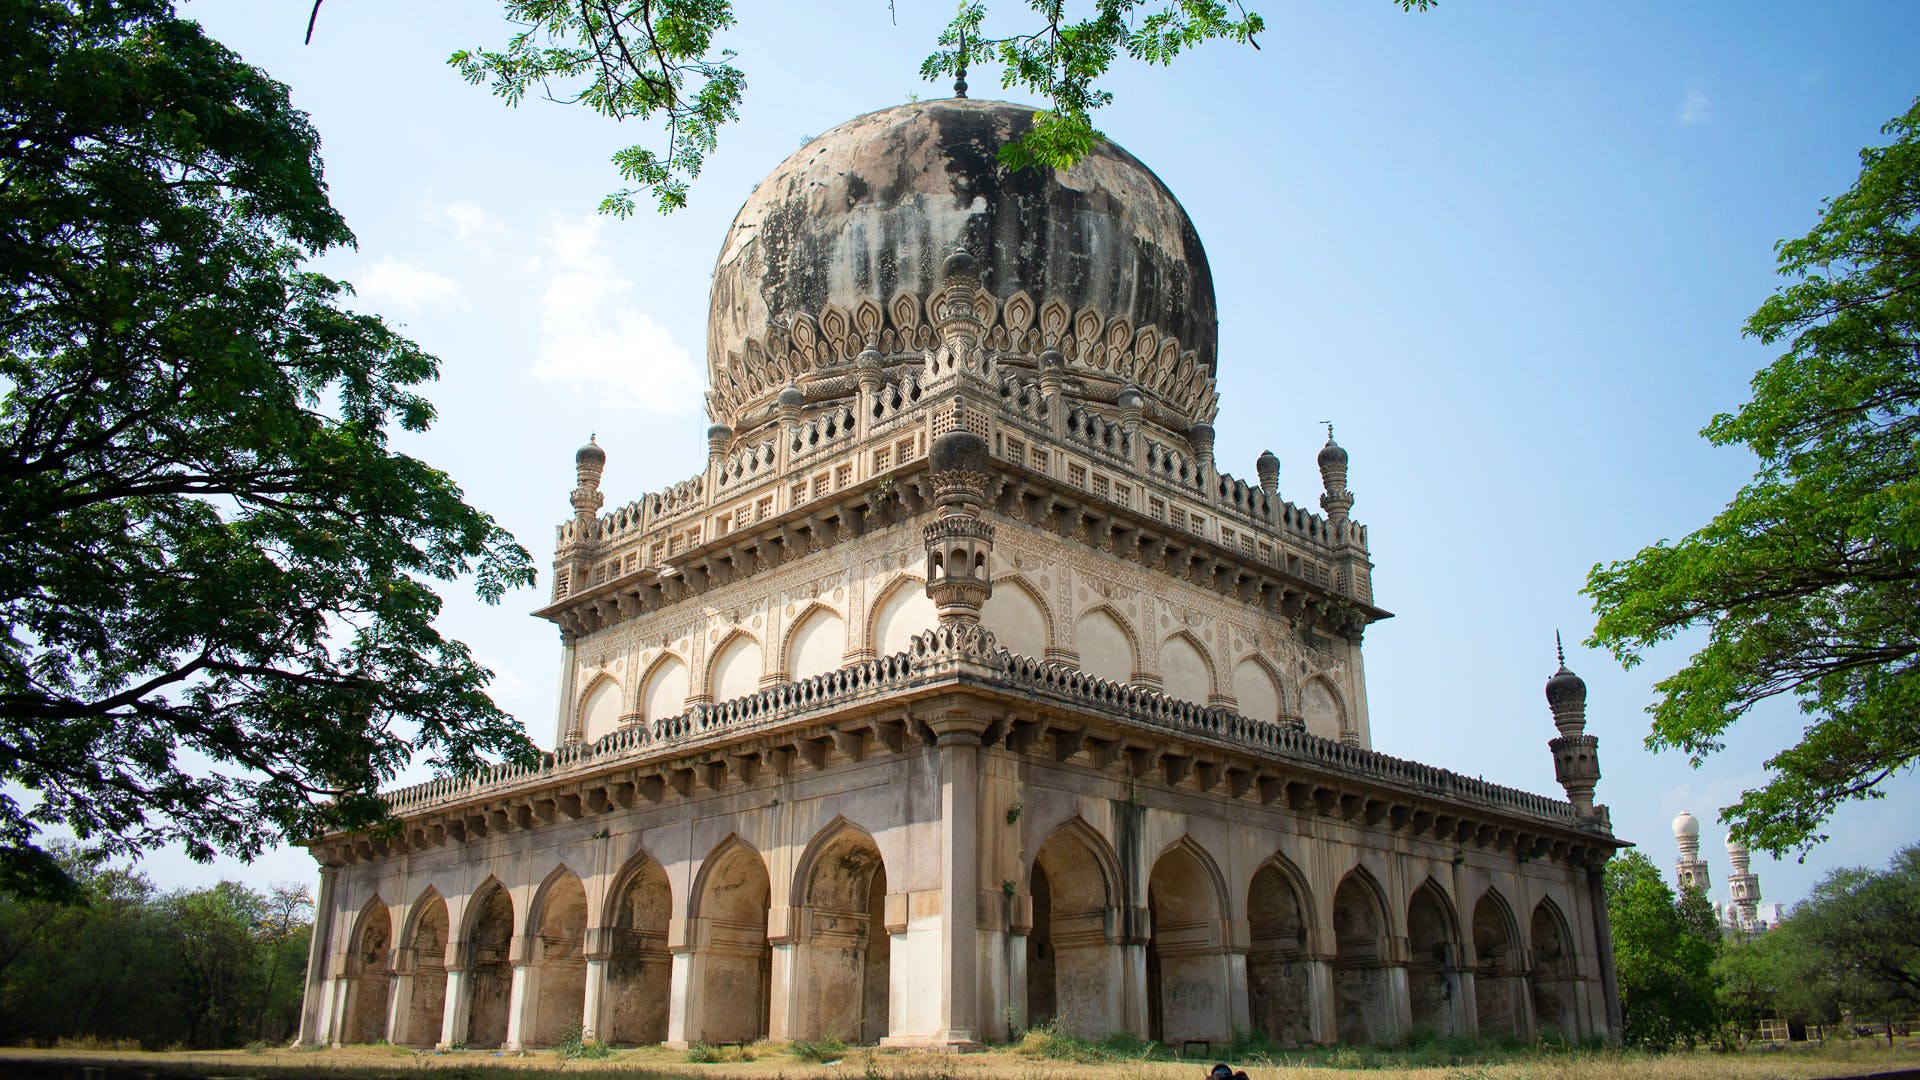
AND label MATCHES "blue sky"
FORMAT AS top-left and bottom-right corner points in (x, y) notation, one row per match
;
(151, 0), (1920, 908)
